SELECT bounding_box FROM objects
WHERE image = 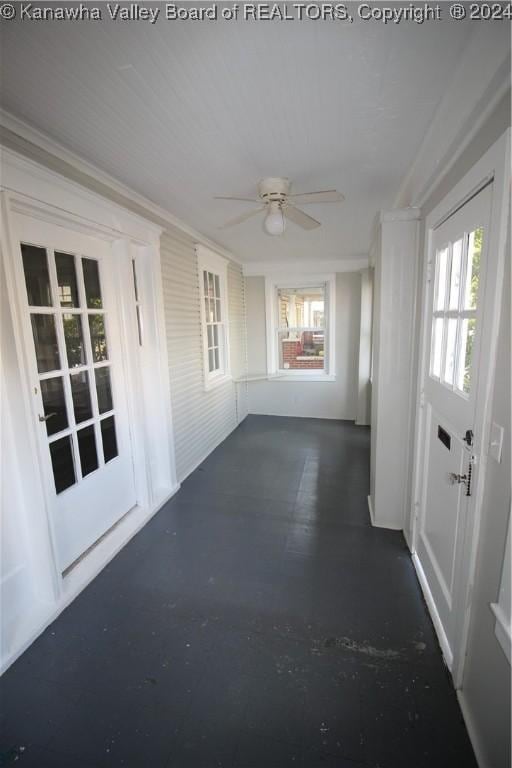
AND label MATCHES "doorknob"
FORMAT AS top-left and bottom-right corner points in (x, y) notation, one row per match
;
(38, 412), (57, 422)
